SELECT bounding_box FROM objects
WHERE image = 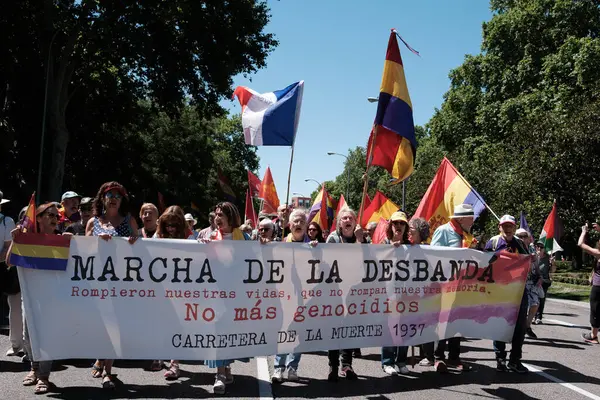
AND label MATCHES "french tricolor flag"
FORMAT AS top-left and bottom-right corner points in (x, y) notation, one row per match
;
(233, 81), (304, 146)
